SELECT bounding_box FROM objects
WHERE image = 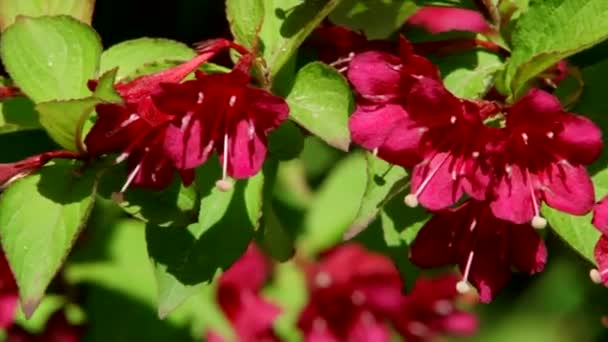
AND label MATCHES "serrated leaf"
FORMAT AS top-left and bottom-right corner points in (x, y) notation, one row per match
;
(439, 49), (504, 99)
(259, 0), (343, 79)
(544, 59), (608, 263)
(35, 68), (120, 151)
(0, 0), (95, 30)
(286, 62), (353, 151)
(226, 0), (264, 49)
(345, 153), (408, 239)
(0, 160), (97, 316)
(501, 0), (608, 98)
(146, 159), (264, 317)
(301, 152), (367, 253)
(330, 0), (418, 39)
(99, 38), (196, 81)
(0, 15), (102, 102)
